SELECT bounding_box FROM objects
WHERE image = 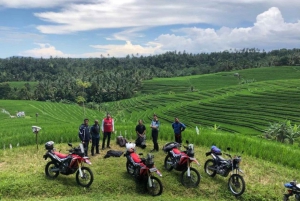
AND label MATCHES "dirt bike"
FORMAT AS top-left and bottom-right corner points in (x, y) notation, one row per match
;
(43, 141), (94, 187)
(124, 144), (163, 196)
(283, 180), (300, 201)
(204, 146), (245, 196)
(163, 141), (201, 187)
